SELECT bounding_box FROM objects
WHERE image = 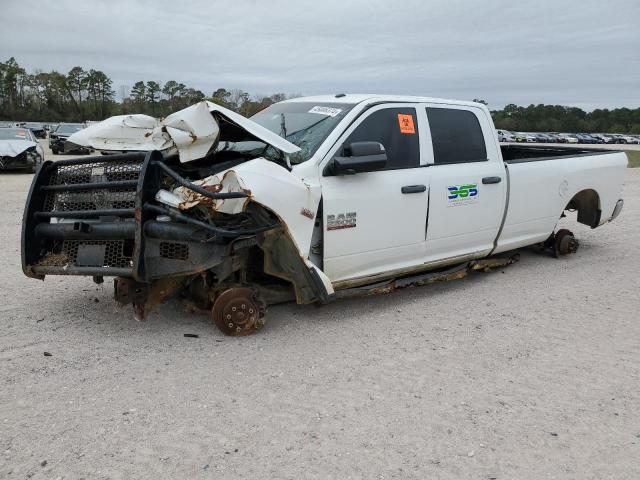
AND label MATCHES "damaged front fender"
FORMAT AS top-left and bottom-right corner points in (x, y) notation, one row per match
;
(170, 157), (334, 303)
(174, 158), (321, 259)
